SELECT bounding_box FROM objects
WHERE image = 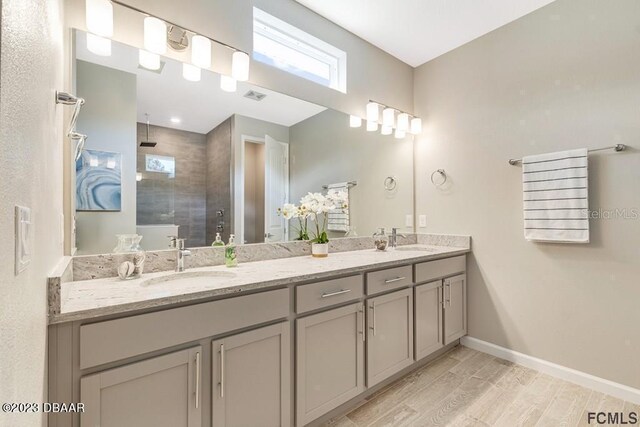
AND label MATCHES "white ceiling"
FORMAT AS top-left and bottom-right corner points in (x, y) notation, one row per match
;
(296, 0), (557, 67)
(76, 33), (326, 134)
